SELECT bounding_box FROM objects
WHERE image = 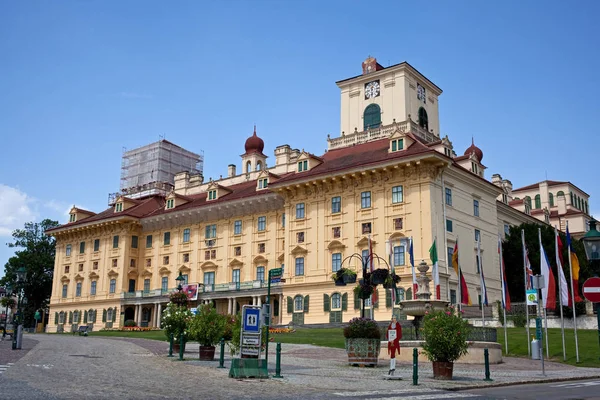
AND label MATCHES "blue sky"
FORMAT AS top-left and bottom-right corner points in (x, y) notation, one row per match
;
(1, 1), (599, 276)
